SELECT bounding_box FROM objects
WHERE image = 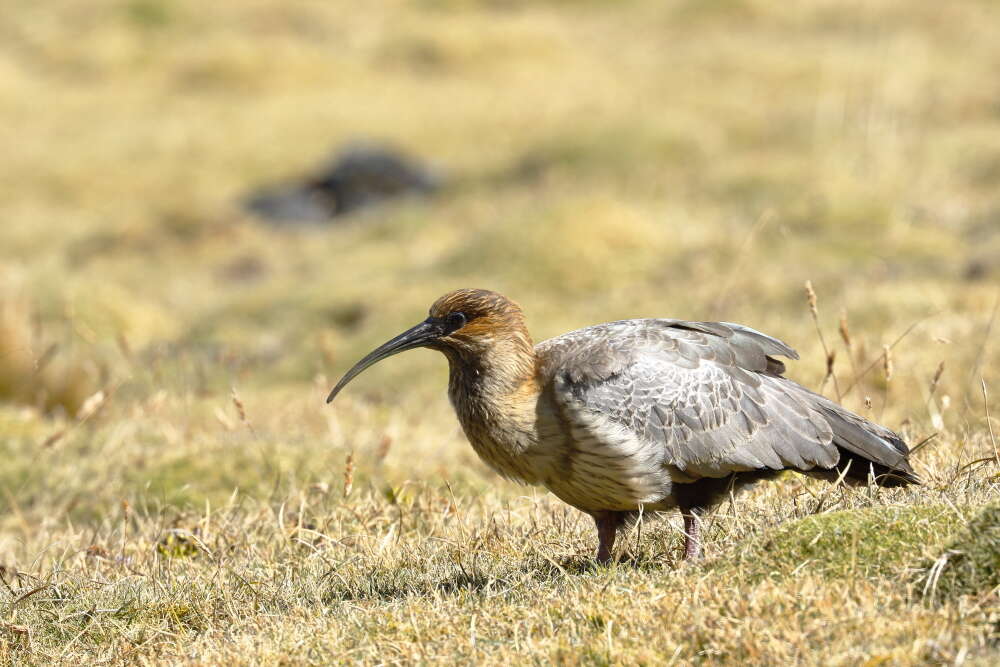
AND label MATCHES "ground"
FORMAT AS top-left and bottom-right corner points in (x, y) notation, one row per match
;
(1, 0), (999, 663)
